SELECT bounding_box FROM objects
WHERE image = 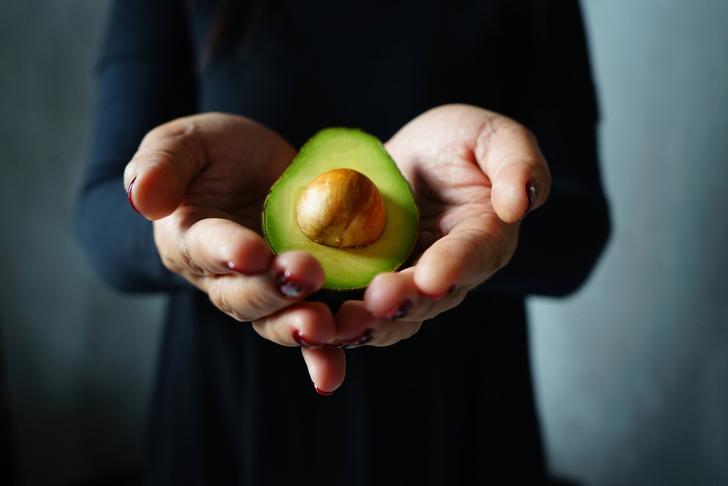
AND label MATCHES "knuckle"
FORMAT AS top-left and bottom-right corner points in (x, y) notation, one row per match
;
(138, 118), (204, 173)
(494, 115), (528, 136)
(209, 278), (249, 322)
(148, 148), (180, 167)
(238, 287), (283, 321)
(251, 311), (297, 346)
(178, 238), (206, 276)
(240, 290), (267, 314)
(129, 147), (179, 176)
(146, 117), (195, 141)
(209, 279), (231, 314)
